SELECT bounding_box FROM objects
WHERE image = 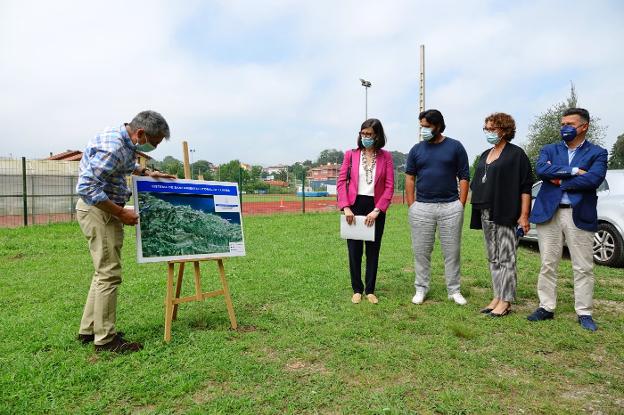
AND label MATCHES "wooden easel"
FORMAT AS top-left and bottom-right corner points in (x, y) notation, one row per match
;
(162, 141), (238, 342)
(164, 258), (237, 342)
